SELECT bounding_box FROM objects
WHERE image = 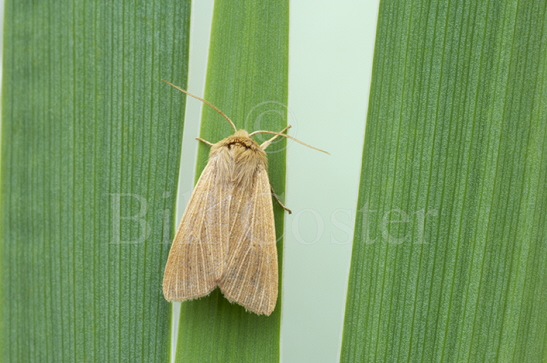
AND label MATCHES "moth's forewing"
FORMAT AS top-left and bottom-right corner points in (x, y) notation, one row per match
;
(162, 156), (228, 301)
(219, 166), (278, 315)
